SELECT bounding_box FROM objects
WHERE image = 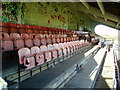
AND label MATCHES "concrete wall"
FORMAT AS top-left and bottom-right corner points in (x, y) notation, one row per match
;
(1, 2), (100, 33)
